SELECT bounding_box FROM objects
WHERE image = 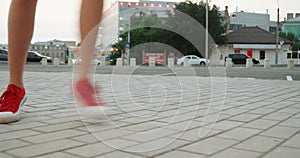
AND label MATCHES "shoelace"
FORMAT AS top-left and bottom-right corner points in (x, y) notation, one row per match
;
(0, 87), (22, 112)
